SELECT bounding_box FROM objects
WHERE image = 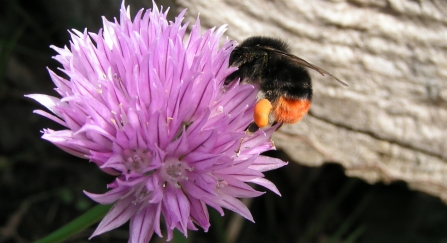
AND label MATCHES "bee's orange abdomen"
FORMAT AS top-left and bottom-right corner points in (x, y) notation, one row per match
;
(274, 97), (311, 124)
(254, 99), (273, 128)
